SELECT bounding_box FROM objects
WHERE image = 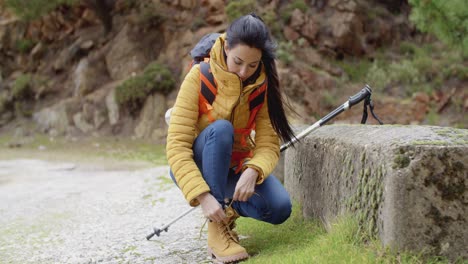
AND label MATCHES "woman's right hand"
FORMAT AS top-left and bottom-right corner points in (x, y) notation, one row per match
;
(197, 192), (226, 223)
